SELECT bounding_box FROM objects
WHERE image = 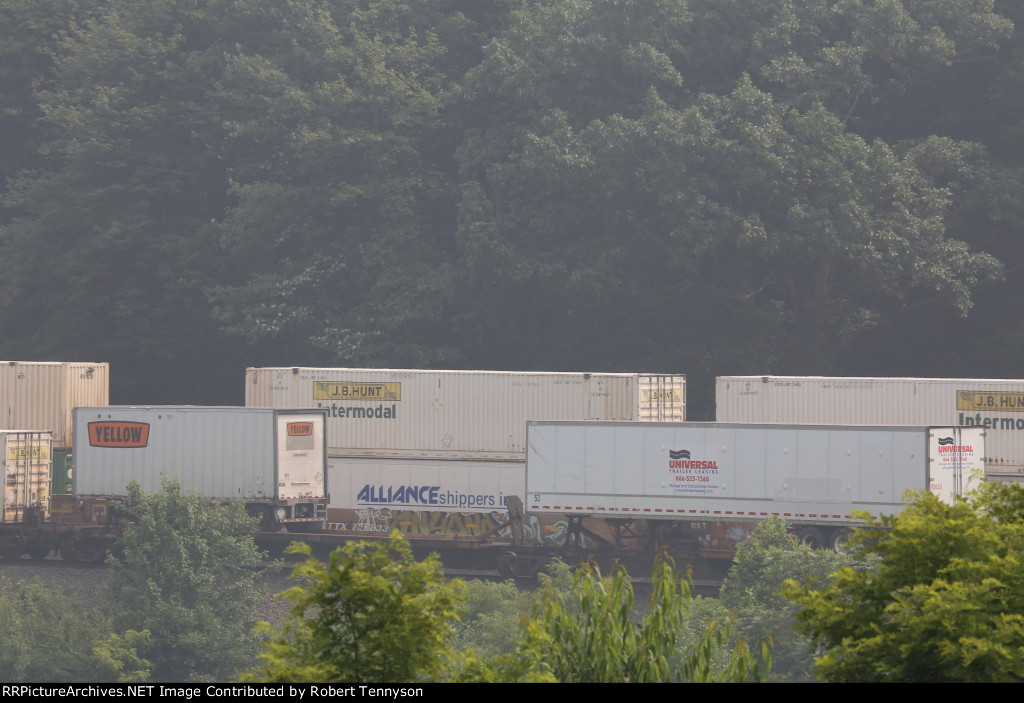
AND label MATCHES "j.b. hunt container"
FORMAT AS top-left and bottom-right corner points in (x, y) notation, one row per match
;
(246, 368), (685, 460)
(0, 431), (53, 524)
(716, 376), (1024, 473)
(72, 407), (328, 530)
